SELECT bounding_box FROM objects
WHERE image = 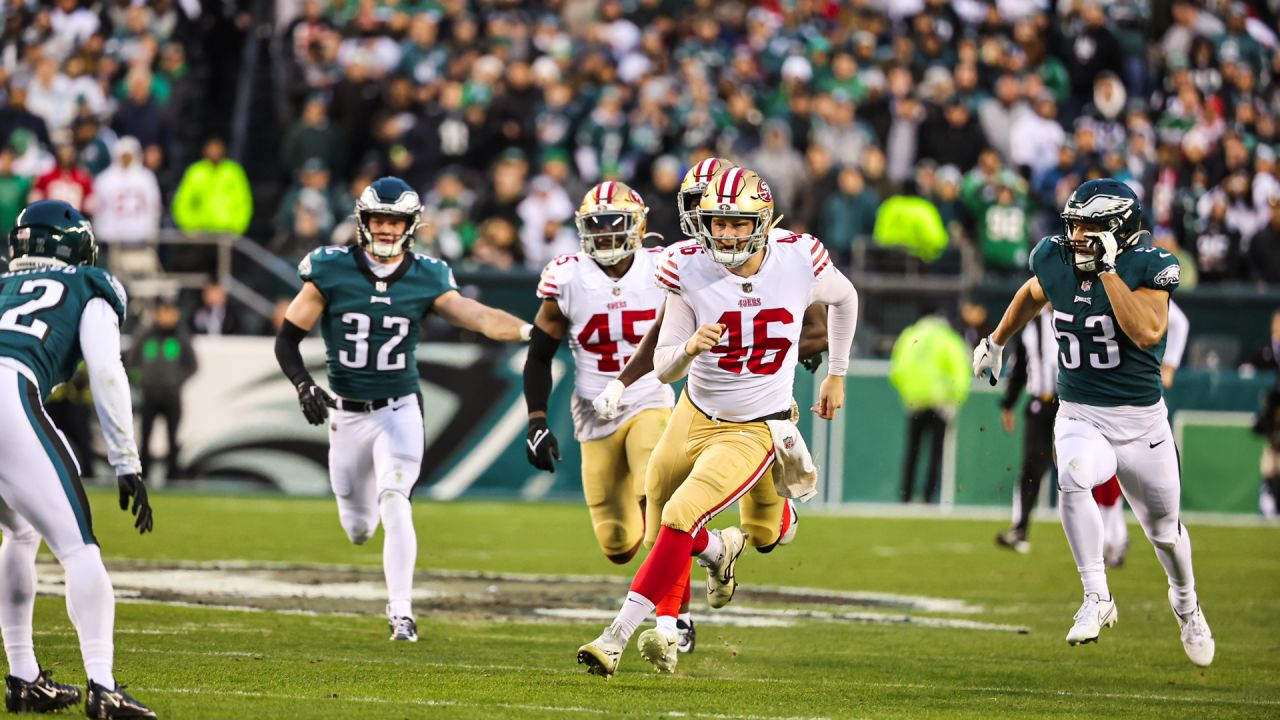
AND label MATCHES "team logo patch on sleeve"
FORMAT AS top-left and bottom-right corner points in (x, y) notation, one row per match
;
(1153, 265), (1180, 287)
(298, 254), (313, 277)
